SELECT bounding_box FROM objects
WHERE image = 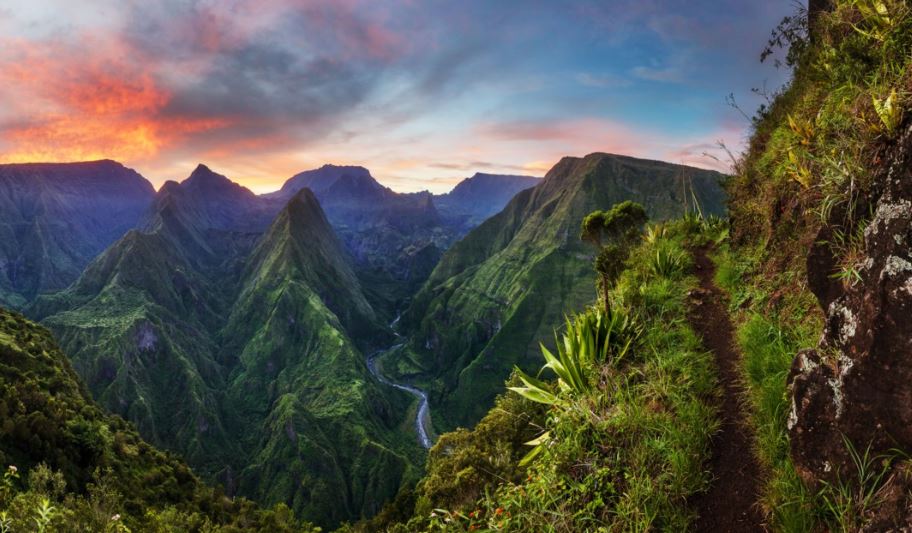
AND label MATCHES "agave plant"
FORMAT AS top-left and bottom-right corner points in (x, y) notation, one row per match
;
(644, 223), (668, 244)
(851, 0), (908, 42)
(650, 244), (687, 278)
(872, 88), (903, 136)
(509, 306), (643, 463)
